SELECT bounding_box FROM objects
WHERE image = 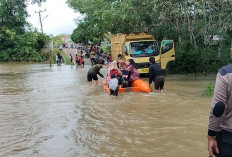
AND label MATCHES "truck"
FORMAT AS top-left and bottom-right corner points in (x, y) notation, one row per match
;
(111, 32), (175, 74)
